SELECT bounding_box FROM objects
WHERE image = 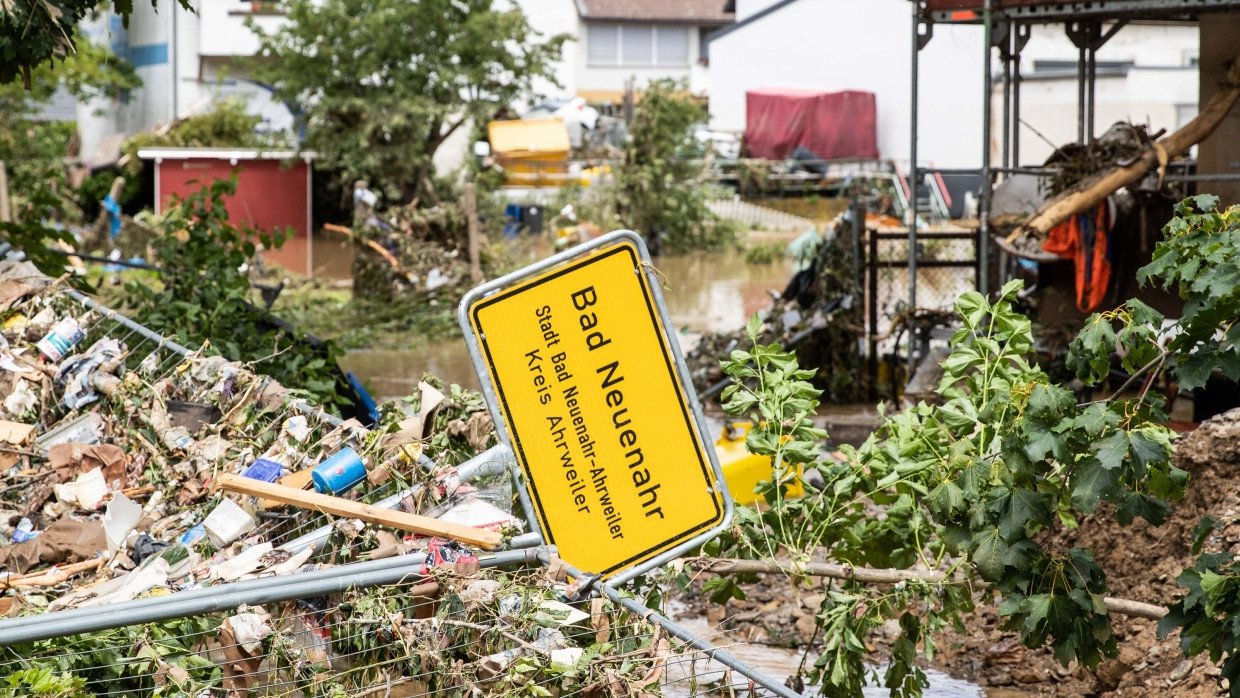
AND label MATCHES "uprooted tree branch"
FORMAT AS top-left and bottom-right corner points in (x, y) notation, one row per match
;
(1007, 50), (1240, 245)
